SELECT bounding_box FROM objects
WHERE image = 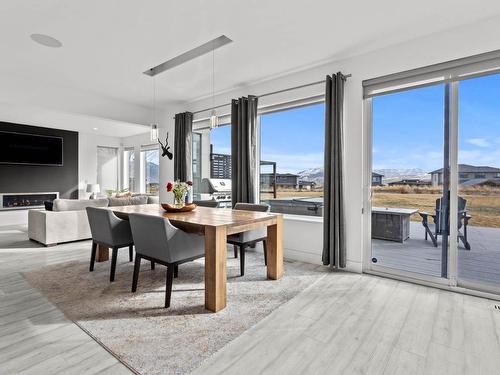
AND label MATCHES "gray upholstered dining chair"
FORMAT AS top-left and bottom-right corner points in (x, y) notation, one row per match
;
(86, 207), (134, 282)
(128, 213), (205, 308)
(227, 203), (270, 276)
(193, 199), (219, 208)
